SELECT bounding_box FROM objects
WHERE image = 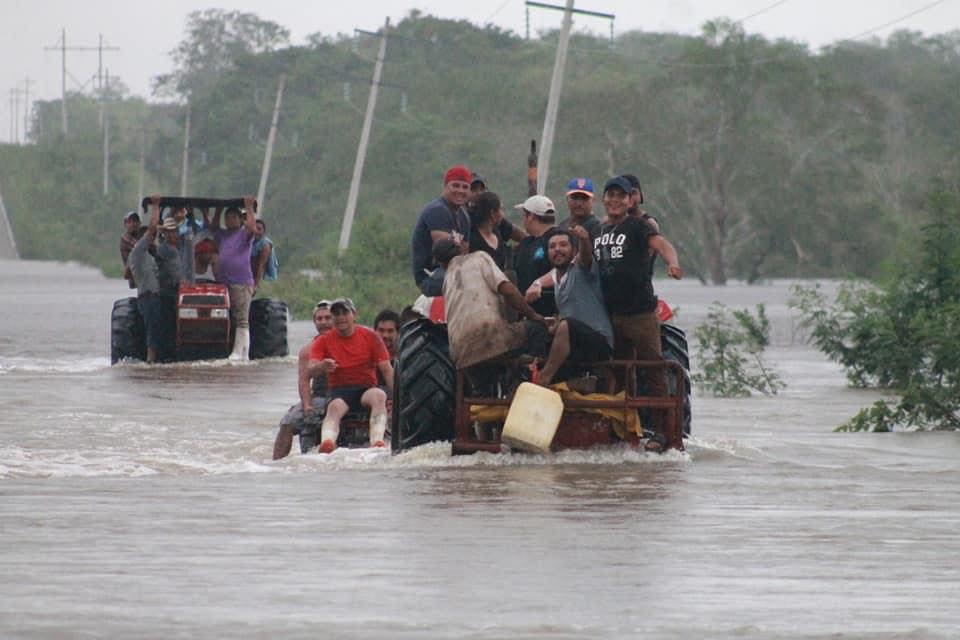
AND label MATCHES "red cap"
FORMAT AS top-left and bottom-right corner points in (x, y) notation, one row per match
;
(444, 165), (471, 185)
